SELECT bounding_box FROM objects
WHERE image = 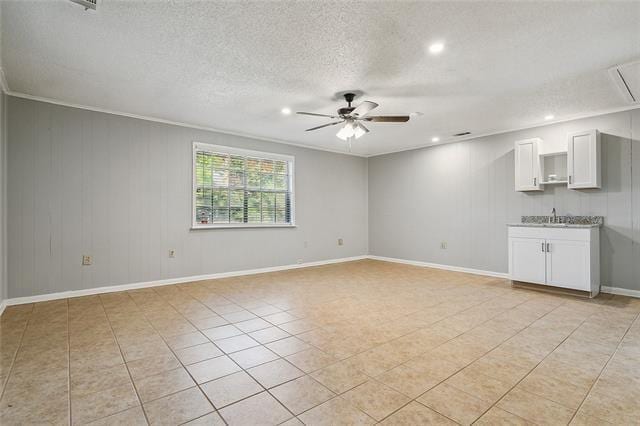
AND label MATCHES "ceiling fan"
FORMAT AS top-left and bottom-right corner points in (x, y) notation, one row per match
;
(297, 93), (411, 141)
